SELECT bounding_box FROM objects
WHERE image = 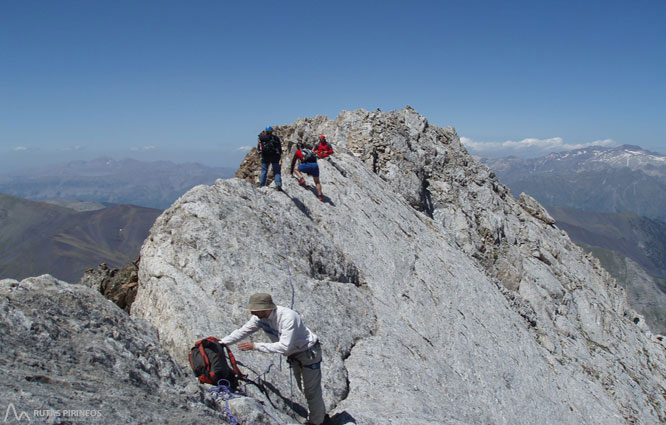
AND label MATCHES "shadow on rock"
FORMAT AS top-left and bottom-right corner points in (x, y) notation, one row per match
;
(327, 411), (357, 424)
